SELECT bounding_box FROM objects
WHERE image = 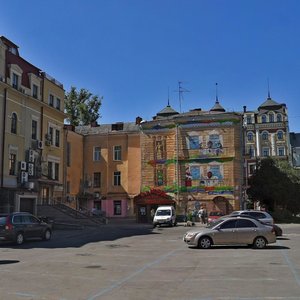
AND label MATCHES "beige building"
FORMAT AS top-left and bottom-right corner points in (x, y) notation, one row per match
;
(139, 100), (243, 221)
(68, 121), (141, 218)
(0, 36), (65, 214)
